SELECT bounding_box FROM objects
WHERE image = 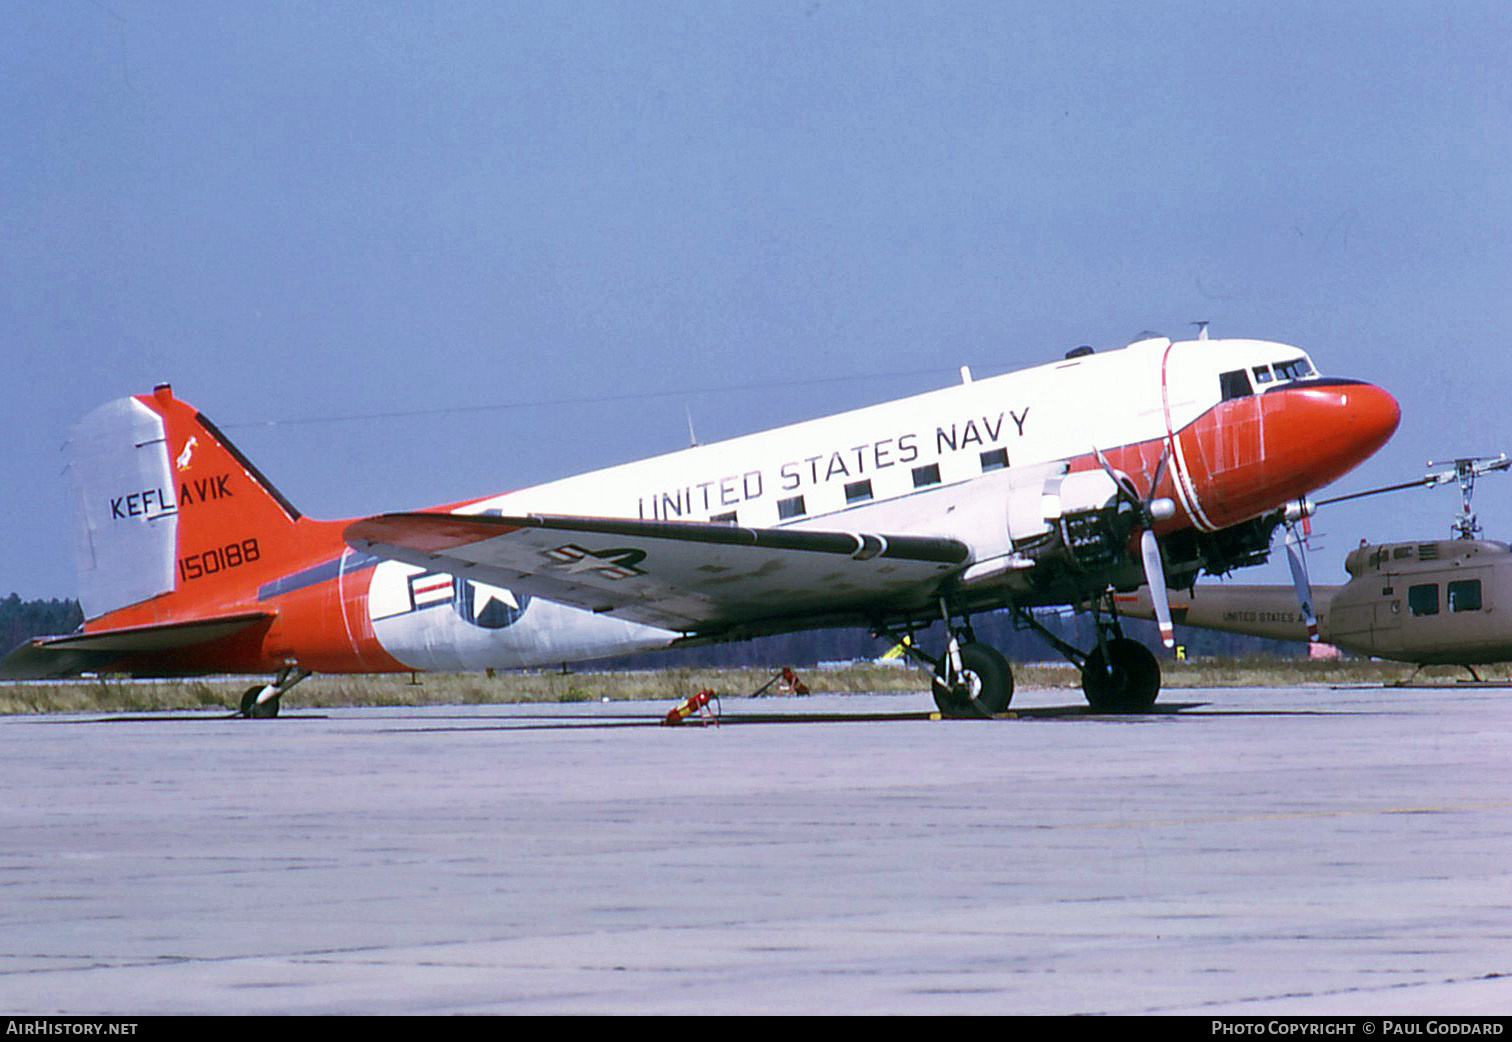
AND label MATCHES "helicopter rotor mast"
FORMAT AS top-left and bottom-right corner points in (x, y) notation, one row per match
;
(1426, 454), (1512, 540)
